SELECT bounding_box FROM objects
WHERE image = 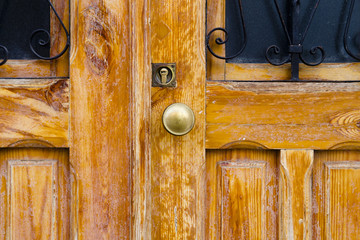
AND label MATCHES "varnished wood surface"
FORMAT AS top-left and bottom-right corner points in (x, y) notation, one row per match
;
(0, 79), (68, 147)
(70, 0), (131, 238)
(225, 63), (360, 81)
(206, 81), (360, 149)
(150, 0), (206, 238)
(130, 0), (152, 238)
(280, 150), (313, 240)
(205, 150), (279, 240)
(313, 151), (360, 239)
(0, 148), (70, 240)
